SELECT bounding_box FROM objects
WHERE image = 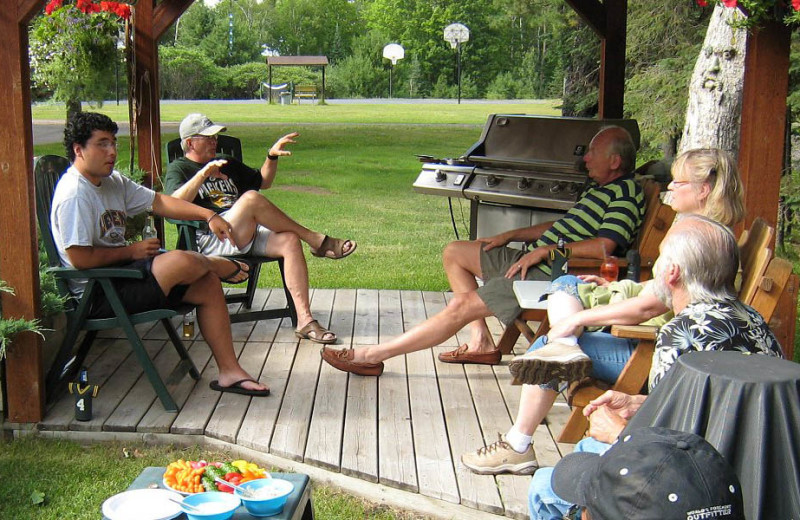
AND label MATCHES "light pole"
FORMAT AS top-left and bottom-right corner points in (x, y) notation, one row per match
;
(443, 23), (469, 104)
(382, 43), (404, 98)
